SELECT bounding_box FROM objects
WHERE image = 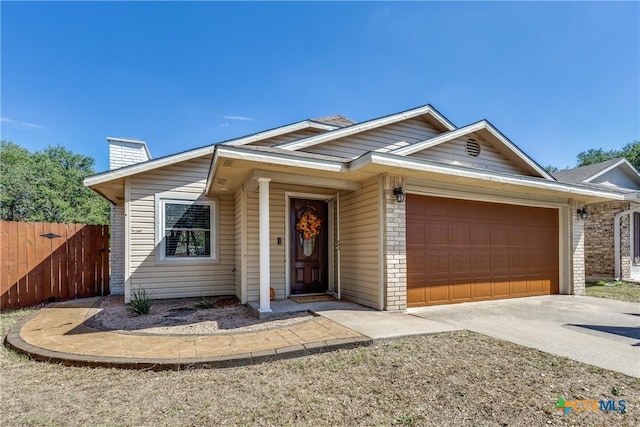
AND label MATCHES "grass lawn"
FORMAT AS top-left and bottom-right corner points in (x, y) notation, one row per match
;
(1, 309), (639, 426)
(585, 281), (640, 303)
